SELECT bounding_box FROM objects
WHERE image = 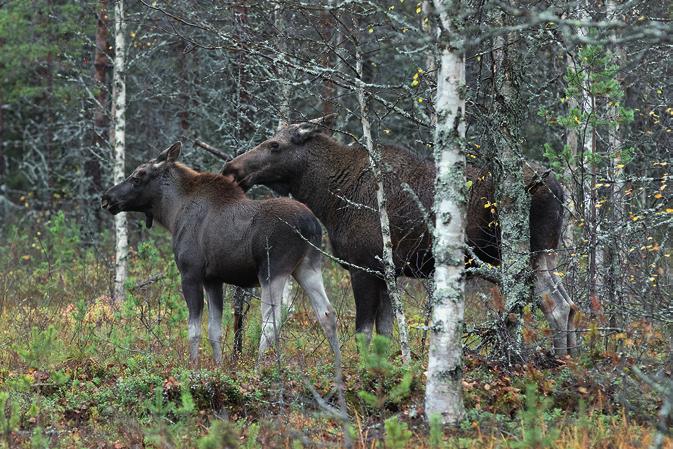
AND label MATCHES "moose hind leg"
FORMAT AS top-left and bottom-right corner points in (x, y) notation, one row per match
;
(294, 255), (340, 358)
(555, 274), (579, 356)
(350, 270), (384, 343)
(376, 289), (394, 337)
(181, 276), (204, 364)
(294, 252), (347, 417)
(204, 282), (224, 365)
(534, 253), (571, 356)
(258, 275), (289, 363)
